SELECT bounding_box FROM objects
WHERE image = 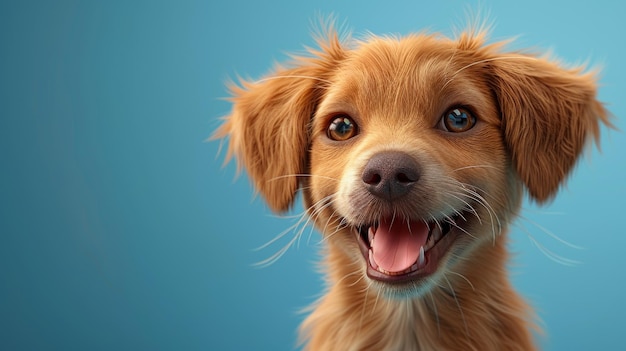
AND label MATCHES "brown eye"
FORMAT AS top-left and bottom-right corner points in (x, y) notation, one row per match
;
(441, 107), (476, 133)
(327, 115), (358, 141)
